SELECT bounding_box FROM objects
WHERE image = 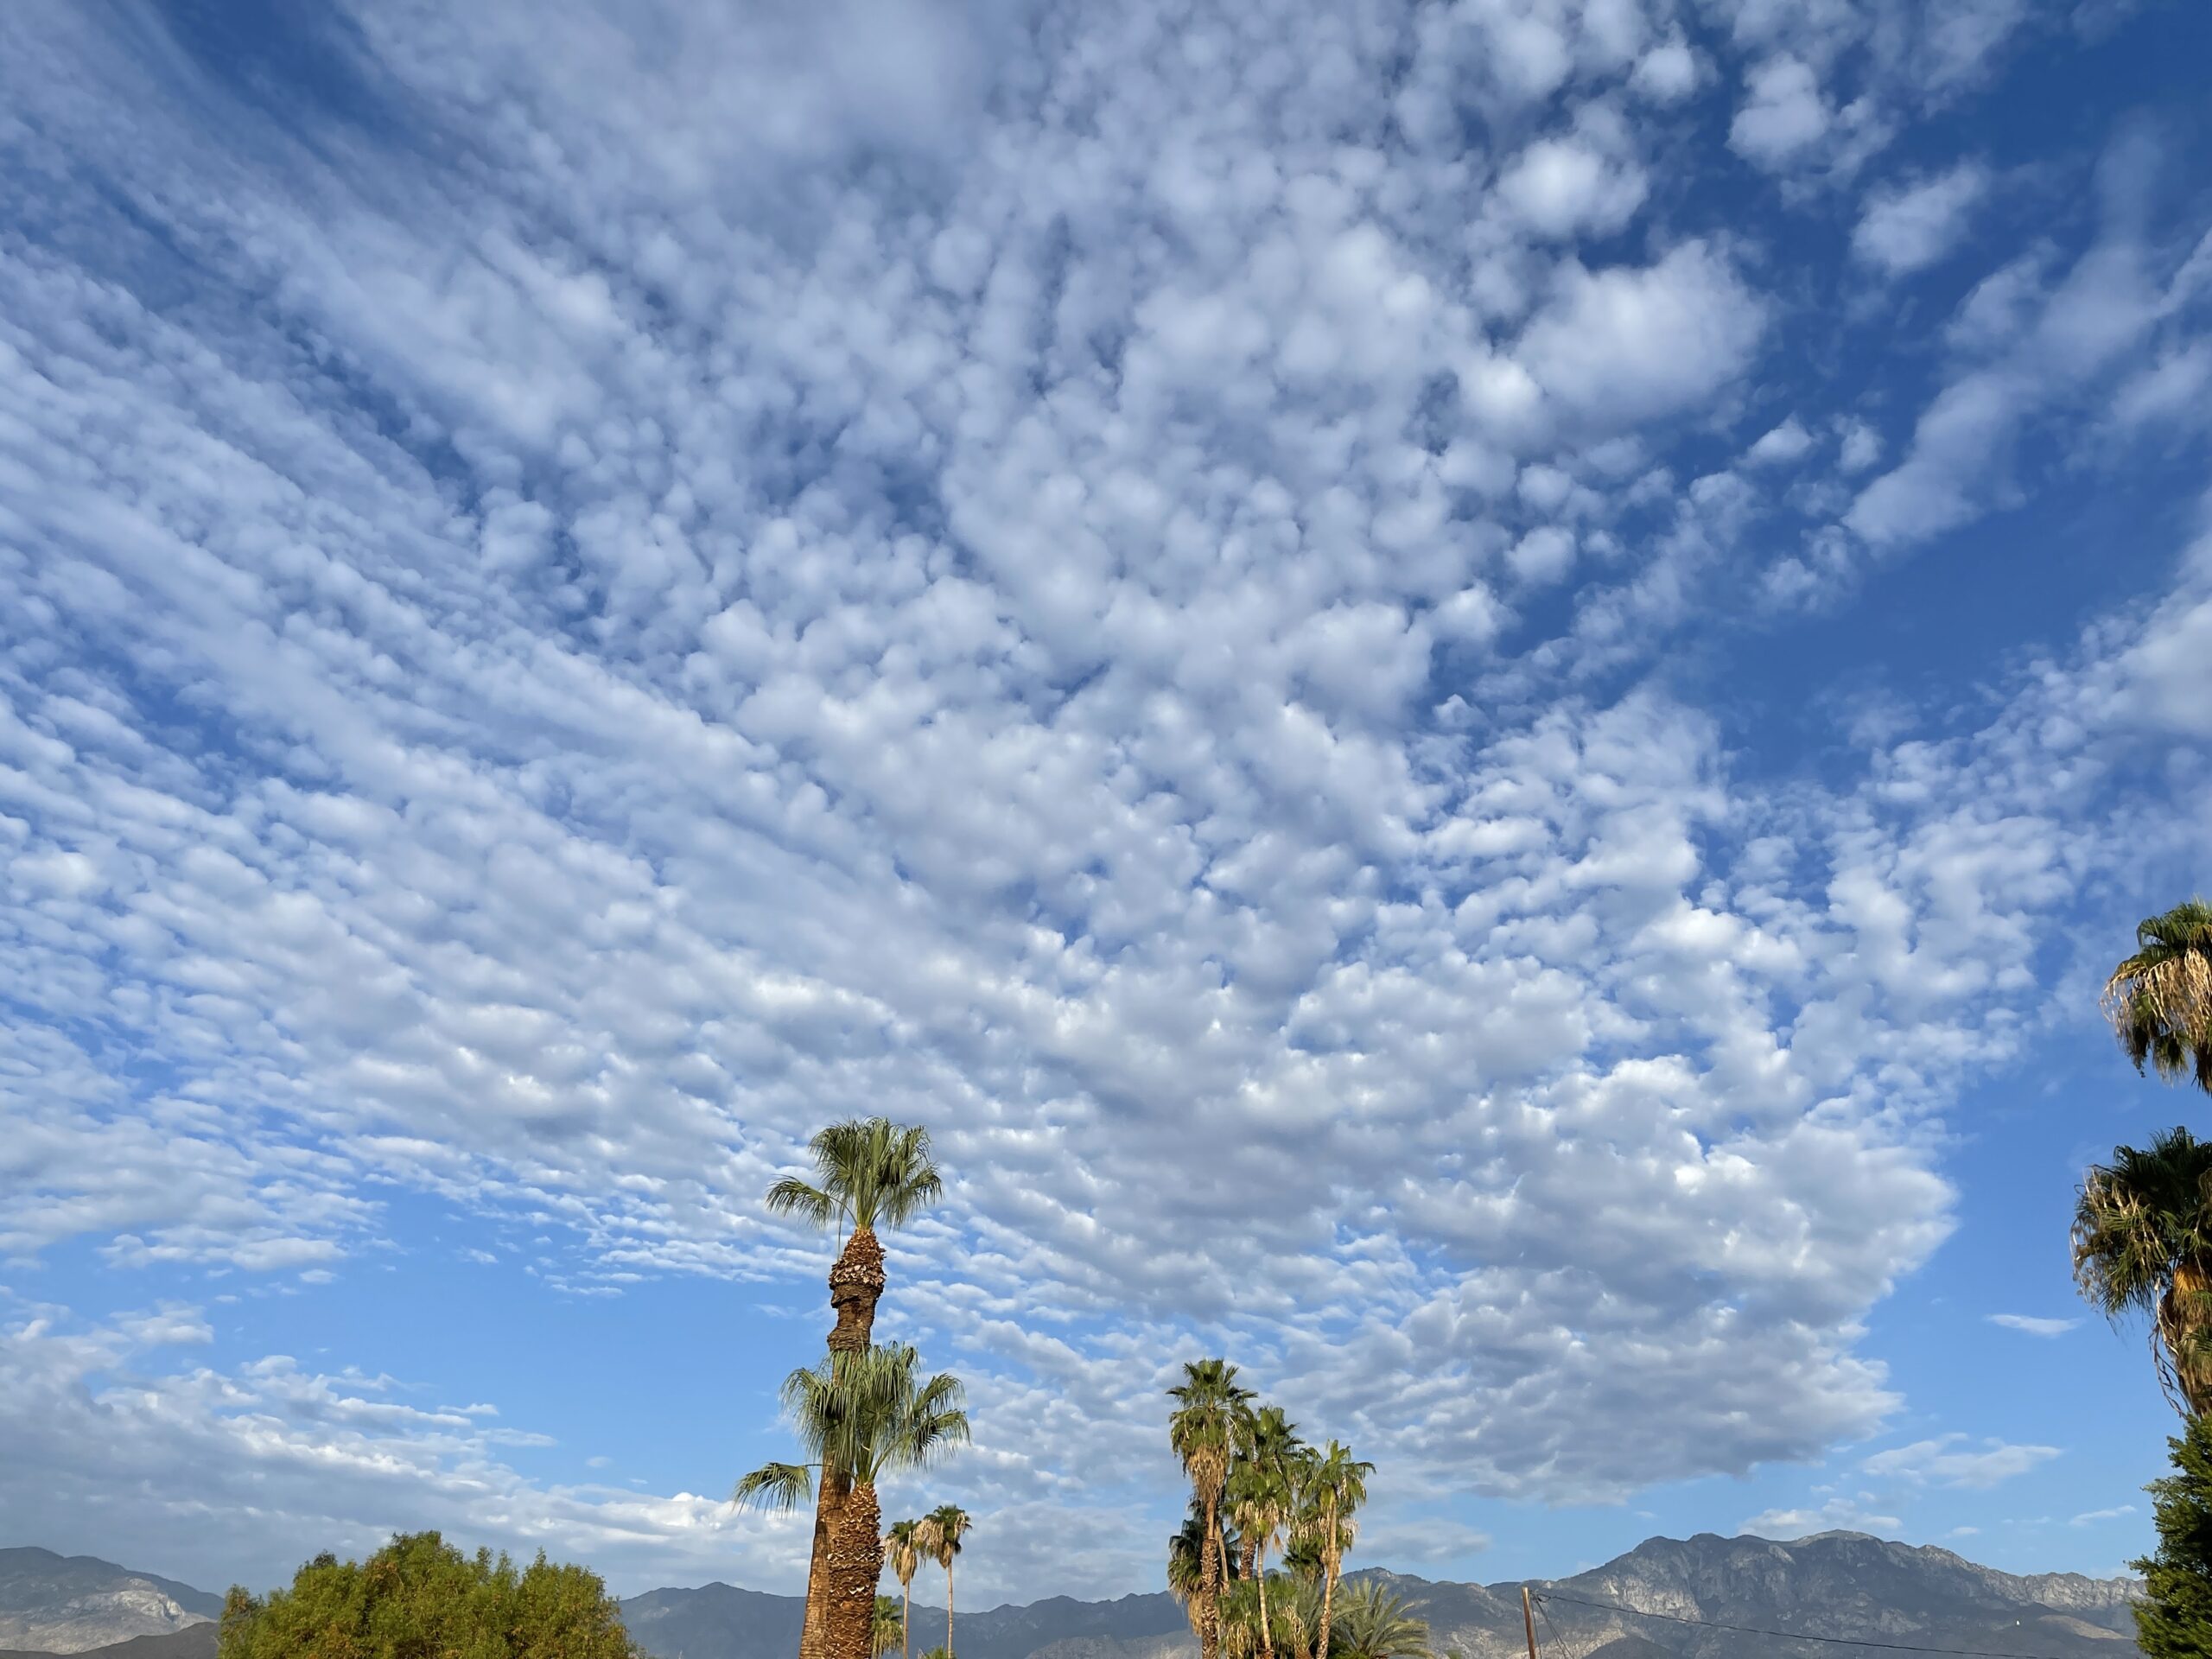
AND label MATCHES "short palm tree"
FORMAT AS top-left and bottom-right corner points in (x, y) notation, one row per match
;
(2075, 1127), (2212, 1416)
(734, 1344), (969, 1659)
(1168, 1359), (1255, 1659)
(765, 1121), (944, 1659)
(1298, 1441), (1373, 1659)
(1328, 1583), (1433, 1659)
(885, 1520), (923, 1659)
(1258, 1574), (1322, 1659)
(2106, 901), (2212, 1094)
(1169, 1503), (1236, 1640)
(915, 1504), (971, 1659)
(872, 1597), (906, 1658)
